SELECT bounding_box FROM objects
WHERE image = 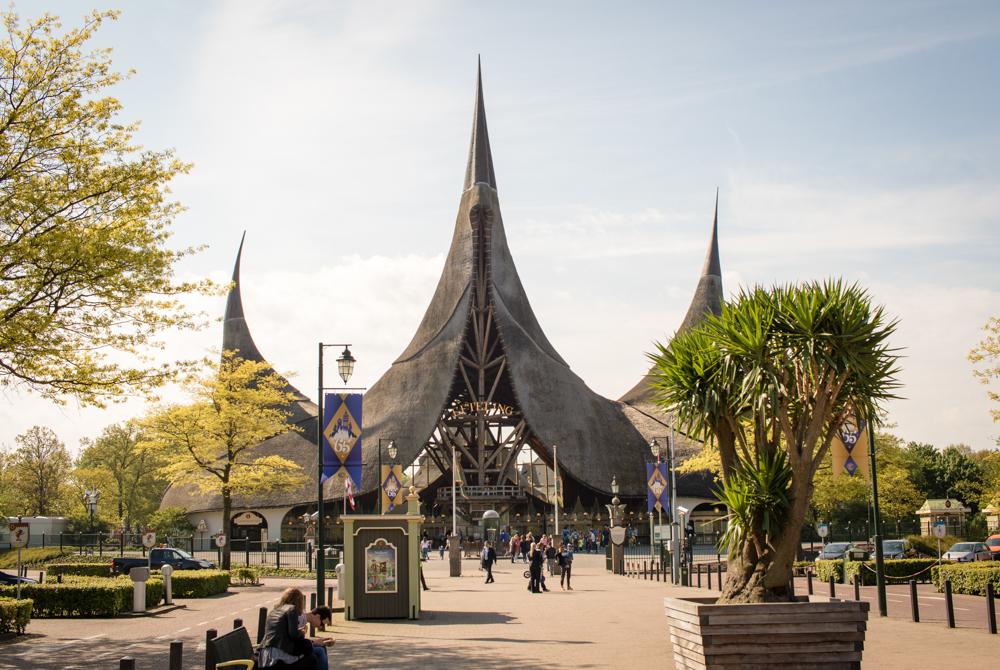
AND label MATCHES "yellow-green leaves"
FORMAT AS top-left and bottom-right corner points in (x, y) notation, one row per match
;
(0, 9), (214, 406)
